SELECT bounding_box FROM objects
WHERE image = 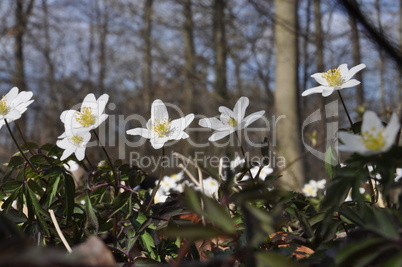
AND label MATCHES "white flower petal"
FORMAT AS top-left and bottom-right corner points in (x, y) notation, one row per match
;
(5, 87), (19, 102)
(5, 110), (21, 121)
(199, 117), (225, 130)
(243, 110), (265, 128)
(208, 129), (233, 141)
(82, 93), (96, 105)
(361, 111), (384, 133)
(345, 63), (366, 81)
(338, 64), (349, 77)
(75, 147), (86, 161)
(218, 106), (234, 118)
(126, 128), (151, 139)
(150, 137), (168, 149)
(384, 113), (400, 144)
(96, 113), (108, 128)
(60, 146), (75, 161)
(233, 96), (249, 121)
(311, 73), (328, 86)
(96, 94), (109, 114)
(341, 79), (360, 89)
(151, 99), (169, 121)
(184, 113), (195, 128)
(302, 85), (326, 96)
(322, 87), (335, 97)
(338, 131), (366, 153)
